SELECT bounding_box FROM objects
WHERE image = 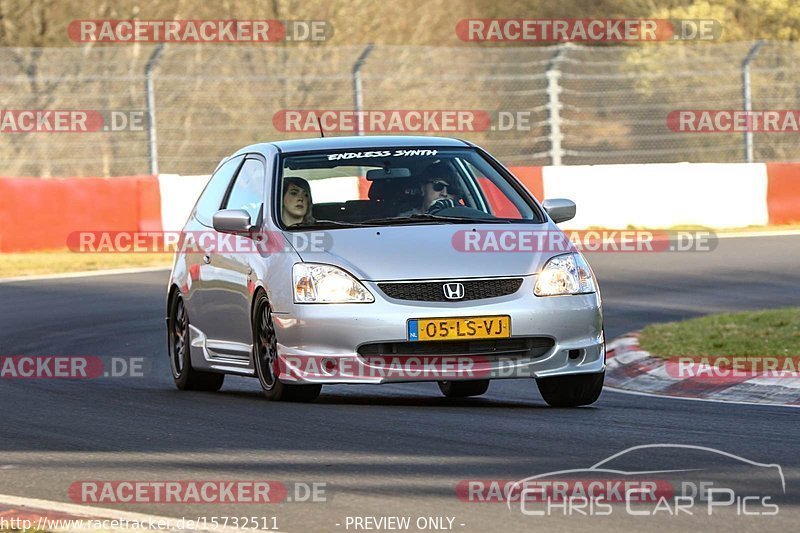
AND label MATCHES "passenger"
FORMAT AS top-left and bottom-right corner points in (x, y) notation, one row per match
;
(282, 176), (315, 226)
